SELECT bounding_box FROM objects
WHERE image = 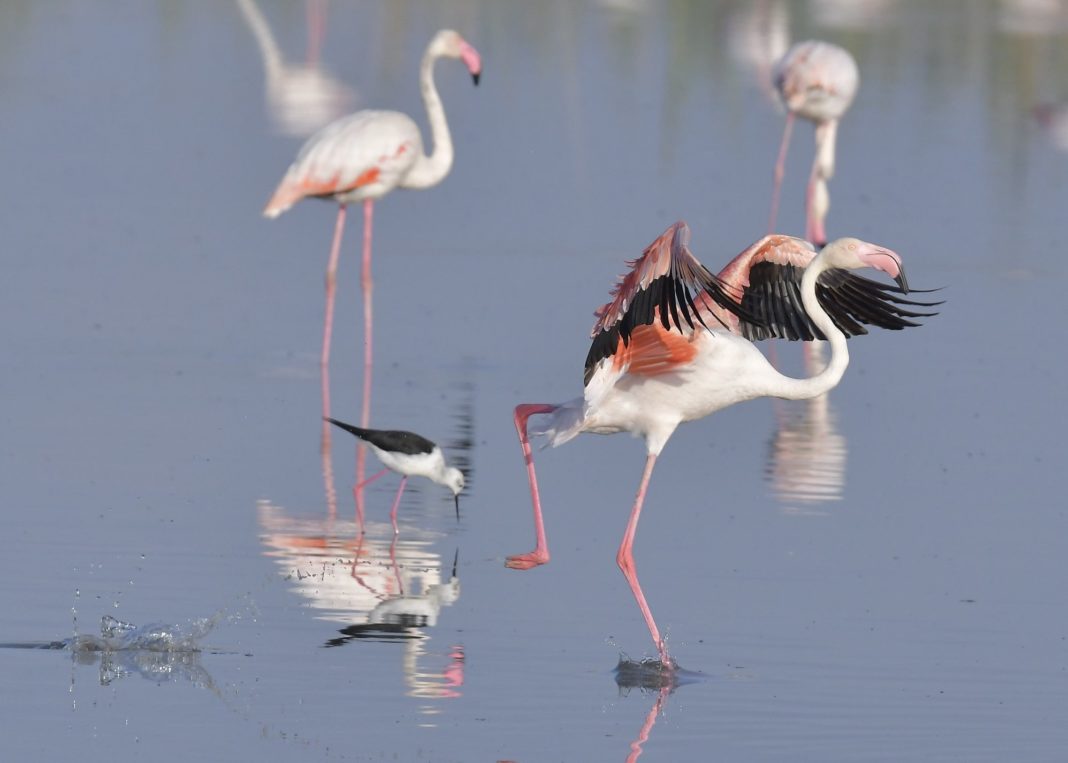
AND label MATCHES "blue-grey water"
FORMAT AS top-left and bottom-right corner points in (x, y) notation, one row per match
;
(2, 1), (1066, 760)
